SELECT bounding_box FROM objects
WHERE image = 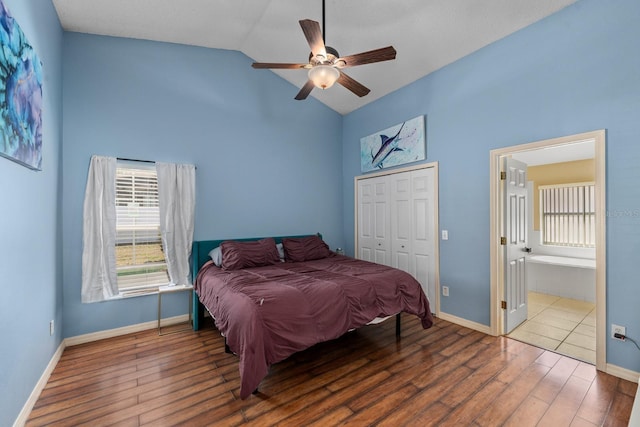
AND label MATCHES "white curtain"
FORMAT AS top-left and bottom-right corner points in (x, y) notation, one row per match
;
(81, 155), (118, 303)
(156, 162), (196, 286)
